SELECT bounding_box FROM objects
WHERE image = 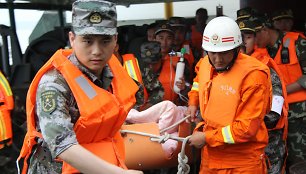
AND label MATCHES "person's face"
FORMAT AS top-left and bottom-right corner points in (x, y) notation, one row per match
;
(255, 27), (270, 48)
(207, 50), (235, 70)
(273, 18), (293, 32)
(147, 28), (156, 41)
(155, 31), (174, 56)
(69, 31), (117, 77)
(242, 32), (256, 55)
(173, 27), (186, 48)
